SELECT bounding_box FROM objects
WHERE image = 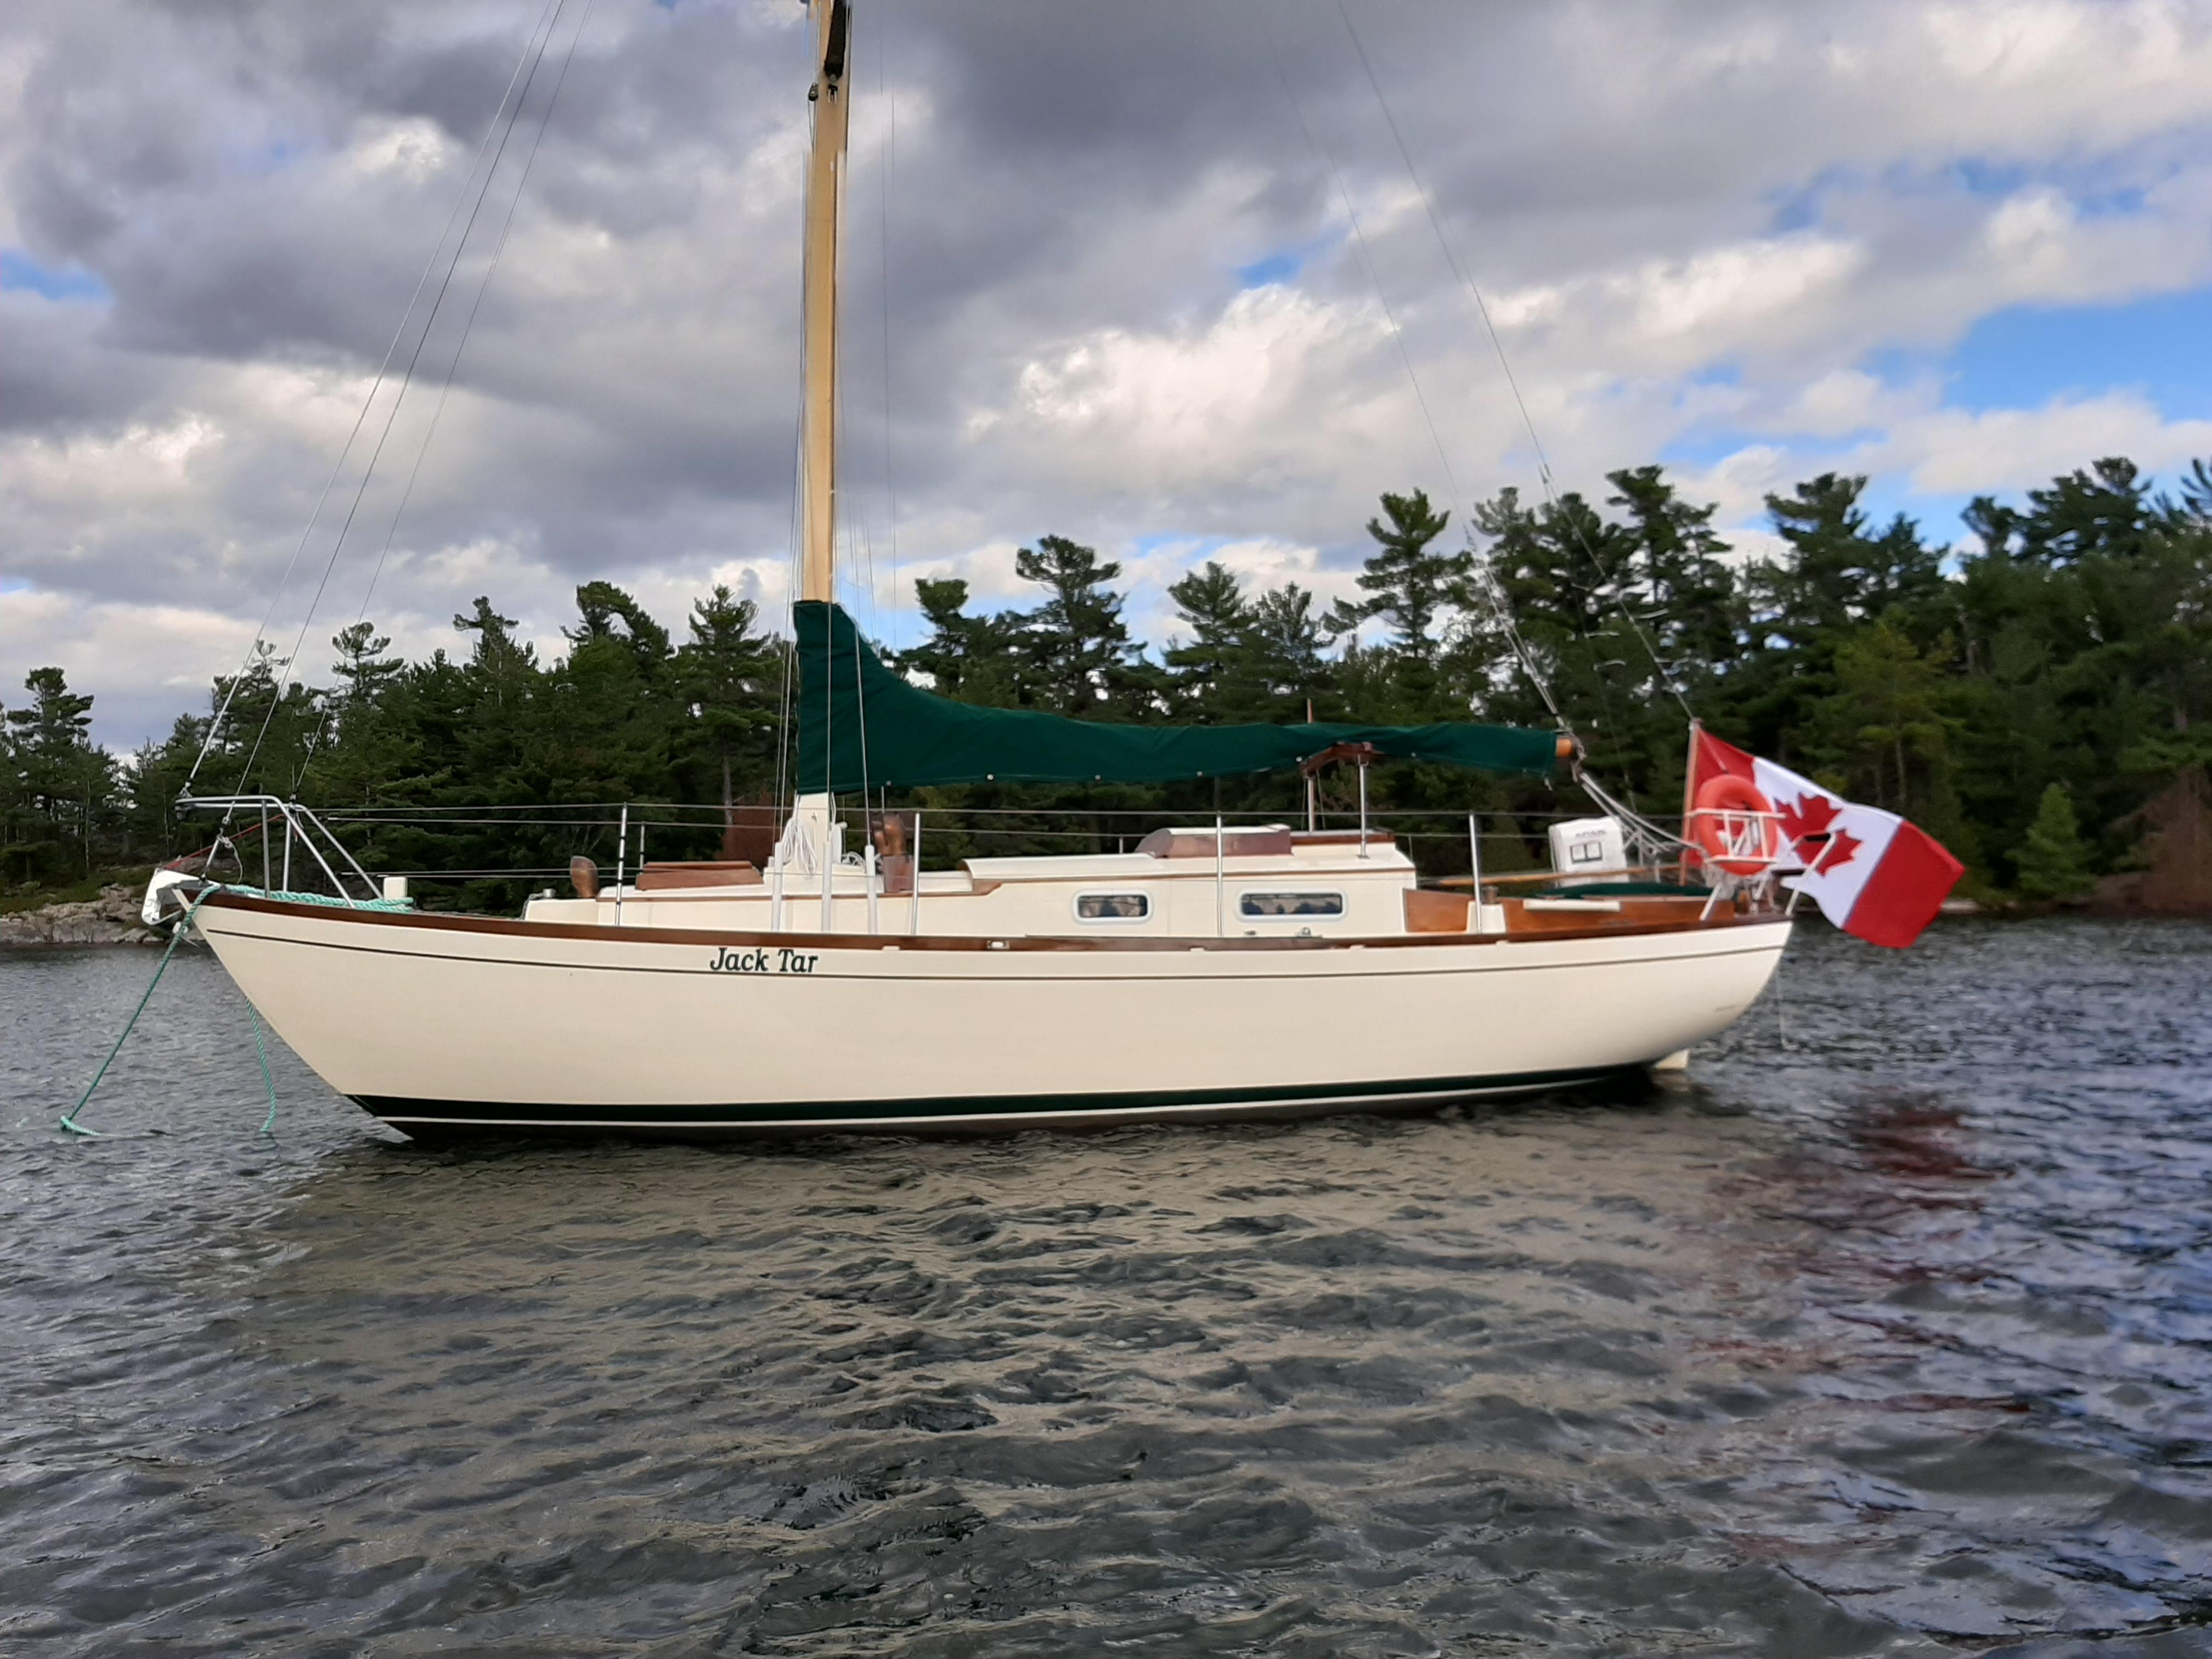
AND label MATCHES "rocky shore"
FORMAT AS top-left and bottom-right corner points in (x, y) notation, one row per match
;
(0, 885), (162, 948)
